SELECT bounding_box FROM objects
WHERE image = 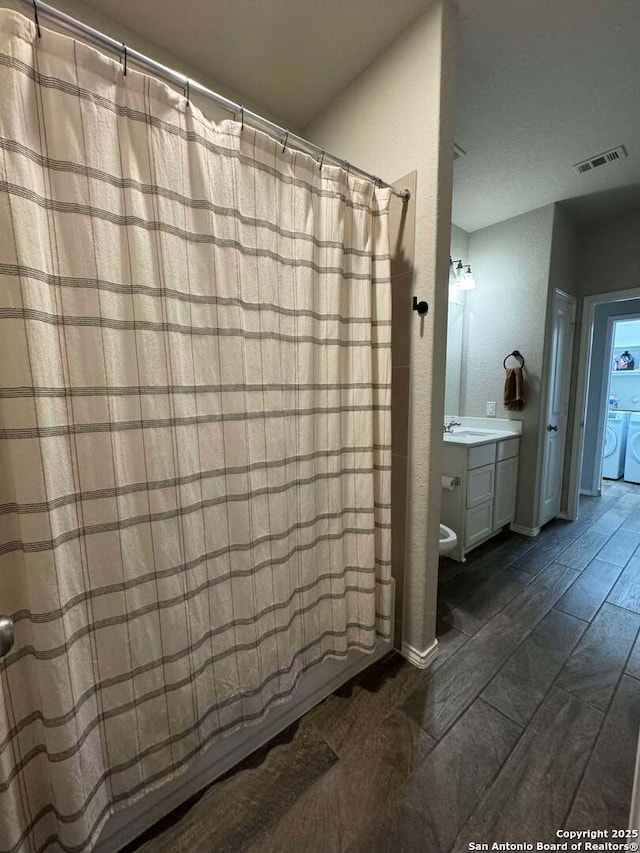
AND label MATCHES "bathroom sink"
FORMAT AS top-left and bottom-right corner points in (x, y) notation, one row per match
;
(439, 523), (457, 555)
(443, 426), (518, 445)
